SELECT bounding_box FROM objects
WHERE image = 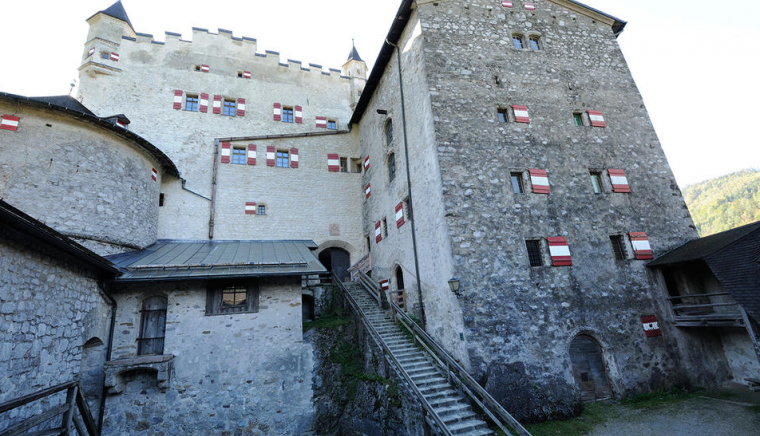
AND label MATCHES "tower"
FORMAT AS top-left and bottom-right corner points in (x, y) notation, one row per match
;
(78, 1), (135, 83)
(342, 40), (368, 110)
